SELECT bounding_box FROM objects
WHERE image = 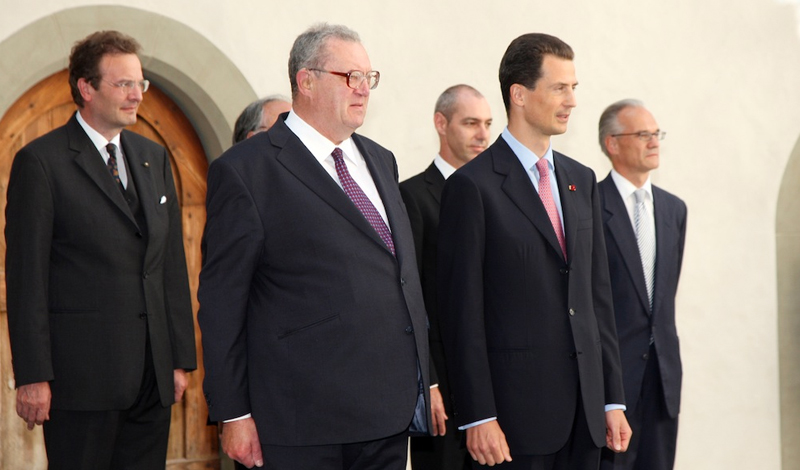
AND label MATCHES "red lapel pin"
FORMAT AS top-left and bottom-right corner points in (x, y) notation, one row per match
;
(568, 185), (576, 191)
